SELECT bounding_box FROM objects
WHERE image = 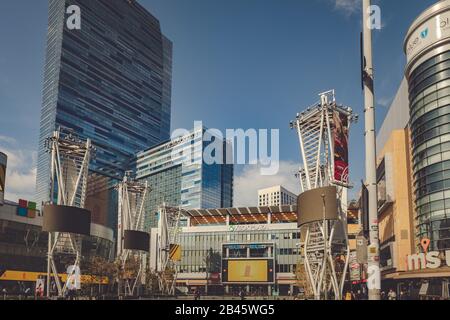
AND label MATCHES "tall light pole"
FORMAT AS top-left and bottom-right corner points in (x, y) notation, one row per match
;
(362, 0), (381, 300)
